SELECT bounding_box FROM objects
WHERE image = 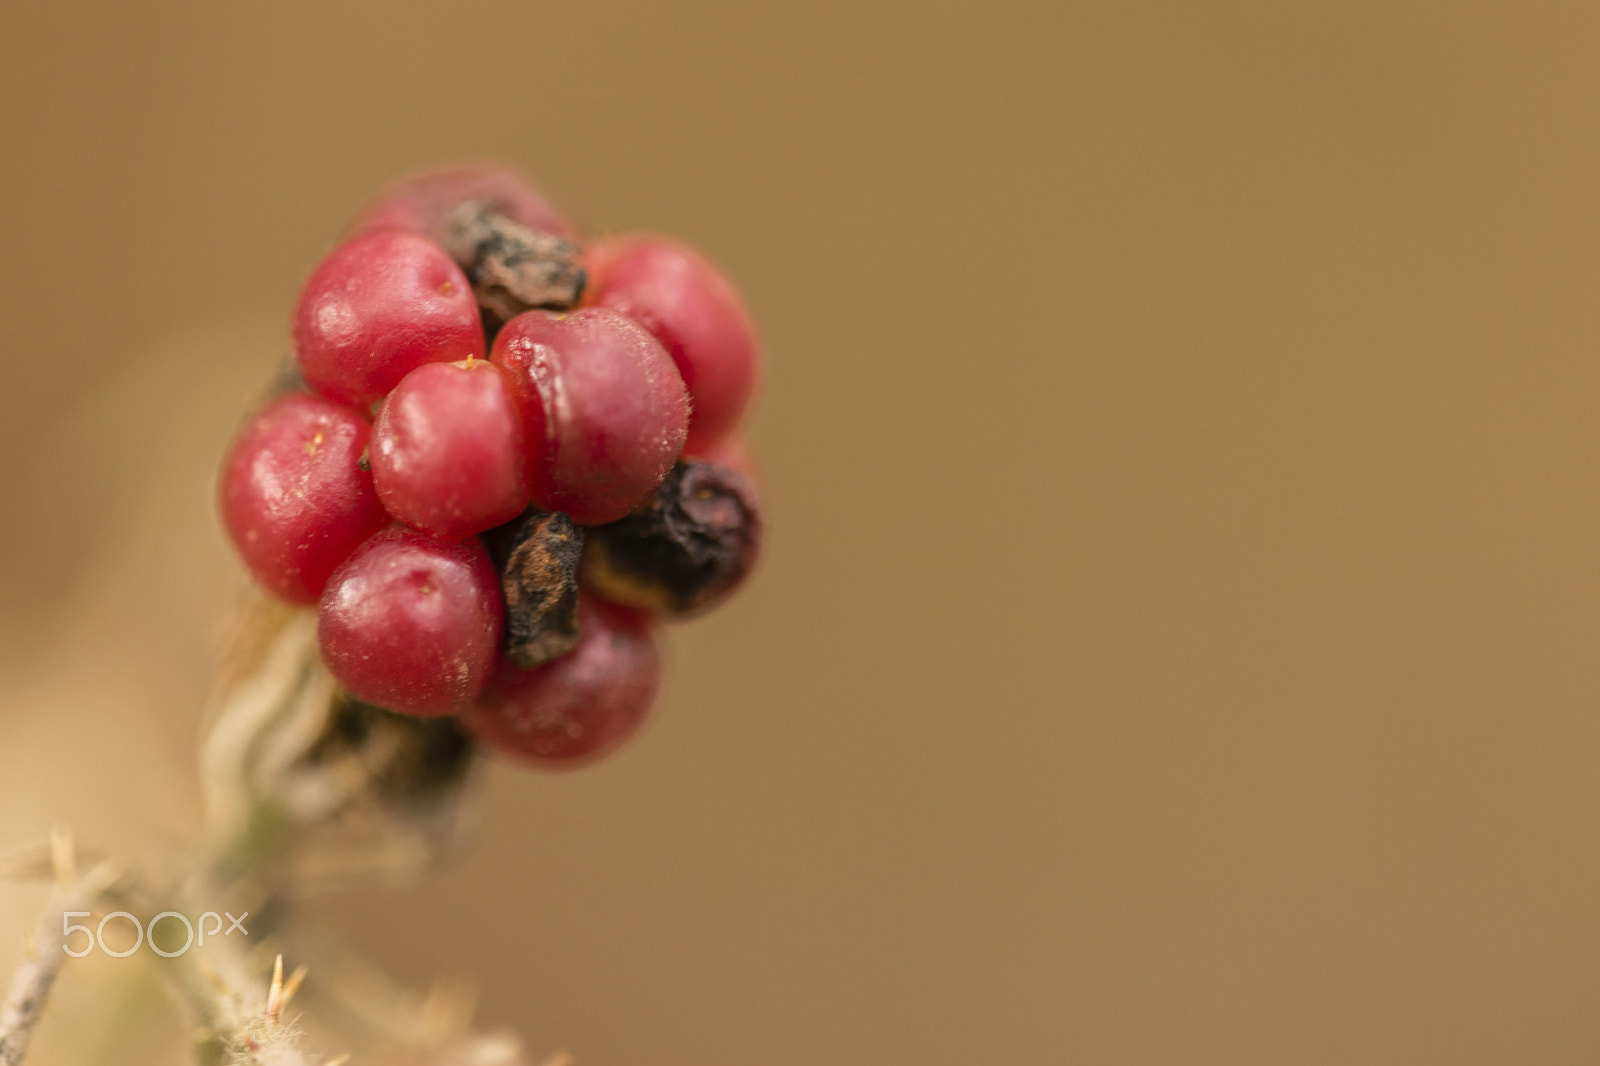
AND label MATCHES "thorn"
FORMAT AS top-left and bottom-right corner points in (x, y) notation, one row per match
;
(265, 953), (284, 1023)
(49, 826), (75, 886)
(279, 963), (308, 1014)
(82, 859), (121, 898)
